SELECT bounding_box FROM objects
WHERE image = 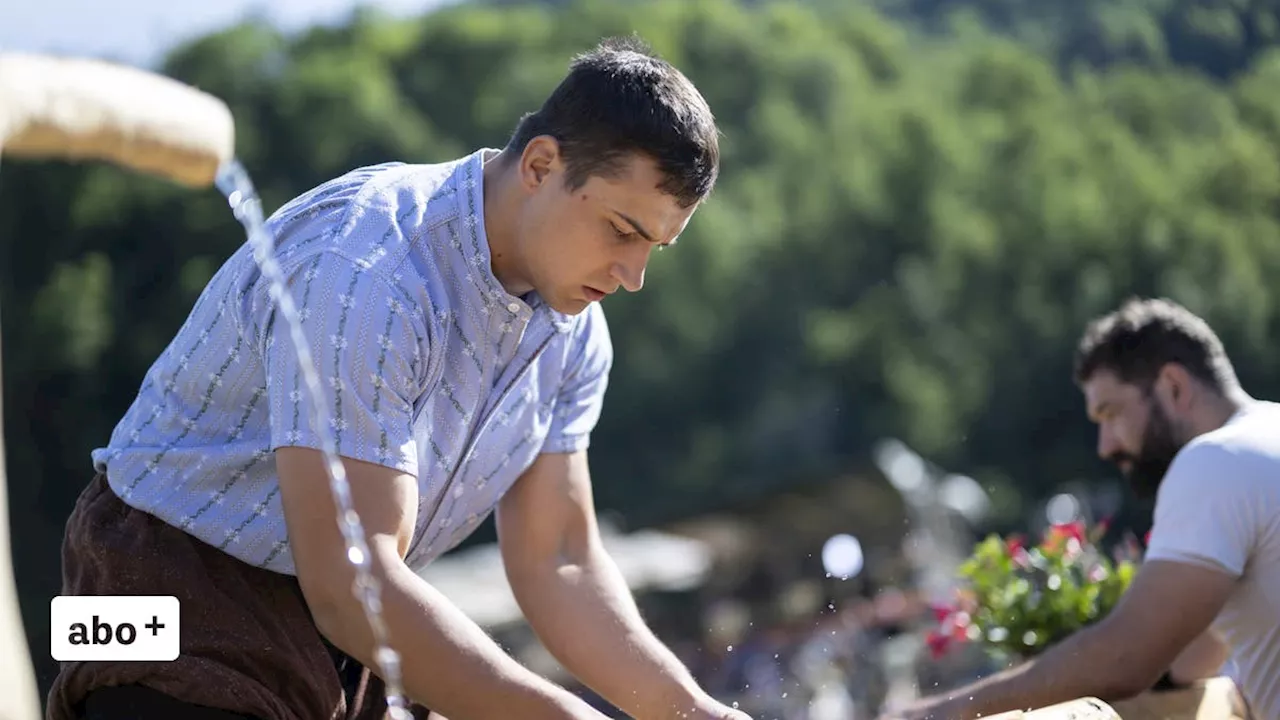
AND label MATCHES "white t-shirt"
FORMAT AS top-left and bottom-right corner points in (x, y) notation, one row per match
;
(1145, 400), (1280, 719)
